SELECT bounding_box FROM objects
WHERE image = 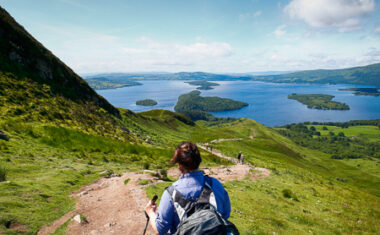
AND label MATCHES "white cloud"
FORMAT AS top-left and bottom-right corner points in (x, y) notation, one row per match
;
(175, 42), (233, 57)
(284, 0), (375, 32)
(239, 11), (262, 22)
(273, 25), (287, 37)
(374, 26), (380, 33)
(253, 11), (262, 17)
